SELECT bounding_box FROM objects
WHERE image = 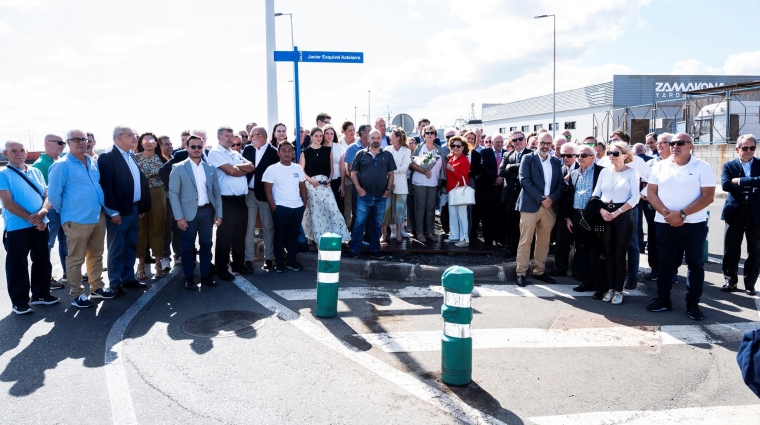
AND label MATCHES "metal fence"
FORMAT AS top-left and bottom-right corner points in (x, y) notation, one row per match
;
(591, 85), (760, 145)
